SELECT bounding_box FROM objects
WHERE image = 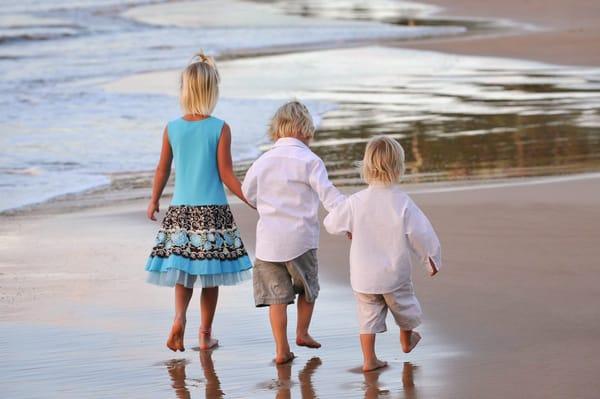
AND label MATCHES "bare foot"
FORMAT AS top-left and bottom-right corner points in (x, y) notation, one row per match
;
(402, 331), (421, 353)
(199, 329), (219, 351)
(296, 334), (322, 349)
(363, 358), (388, 372)
(274, 351), (295, 365)
(166, 319), (186, 352)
